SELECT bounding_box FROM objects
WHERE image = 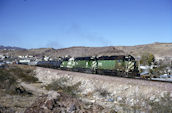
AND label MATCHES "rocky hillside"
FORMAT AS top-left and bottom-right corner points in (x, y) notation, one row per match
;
(1, 42), (172, 58)
(0, 65), (113, 113)
(0, 45), (25, 50)
(0, 46), (125, 58)
(34, 67), (172, 113)
(116, 42), (172, 58)
(1, 65), (172, 112)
